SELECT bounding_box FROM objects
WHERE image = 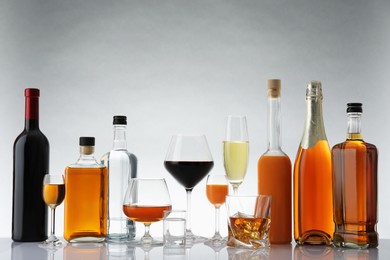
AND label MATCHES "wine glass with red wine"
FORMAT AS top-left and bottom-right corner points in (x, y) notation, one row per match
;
(164, 135), (214, 245)
(123, 178), (172, 246)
